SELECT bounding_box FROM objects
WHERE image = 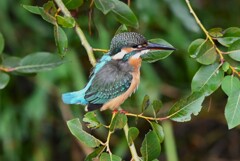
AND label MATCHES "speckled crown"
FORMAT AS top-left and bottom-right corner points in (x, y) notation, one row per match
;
(109, 32), (147, 55)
